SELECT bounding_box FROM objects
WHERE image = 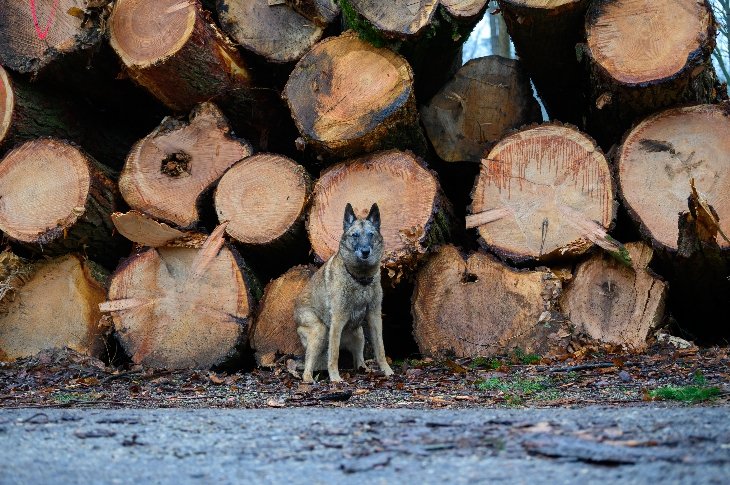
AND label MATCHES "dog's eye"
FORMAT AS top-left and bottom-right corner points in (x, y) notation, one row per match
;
(351, 232), (360, 238)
